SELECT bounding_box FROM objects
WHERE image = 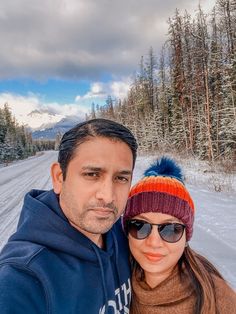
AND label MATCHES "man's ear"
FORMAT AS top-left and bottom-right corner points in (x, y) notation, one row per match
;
(51, 162), (64, 194)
